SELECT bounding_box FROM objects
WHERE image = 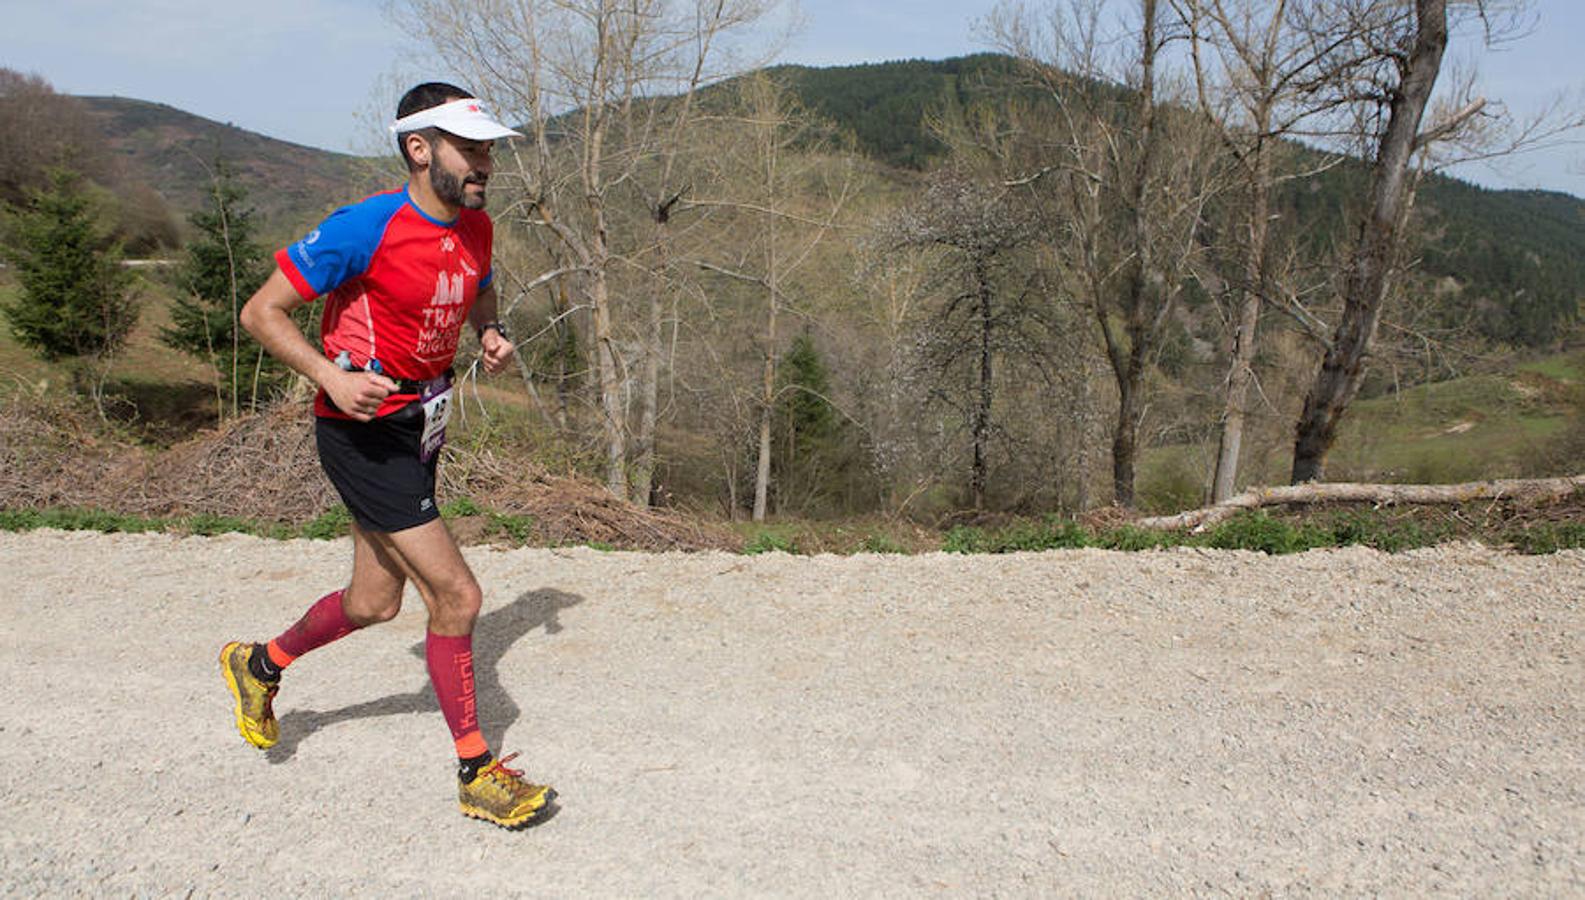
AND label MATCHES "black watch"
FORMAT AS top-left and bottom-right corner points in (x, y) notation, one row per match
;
(476, 321), (508, 341)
